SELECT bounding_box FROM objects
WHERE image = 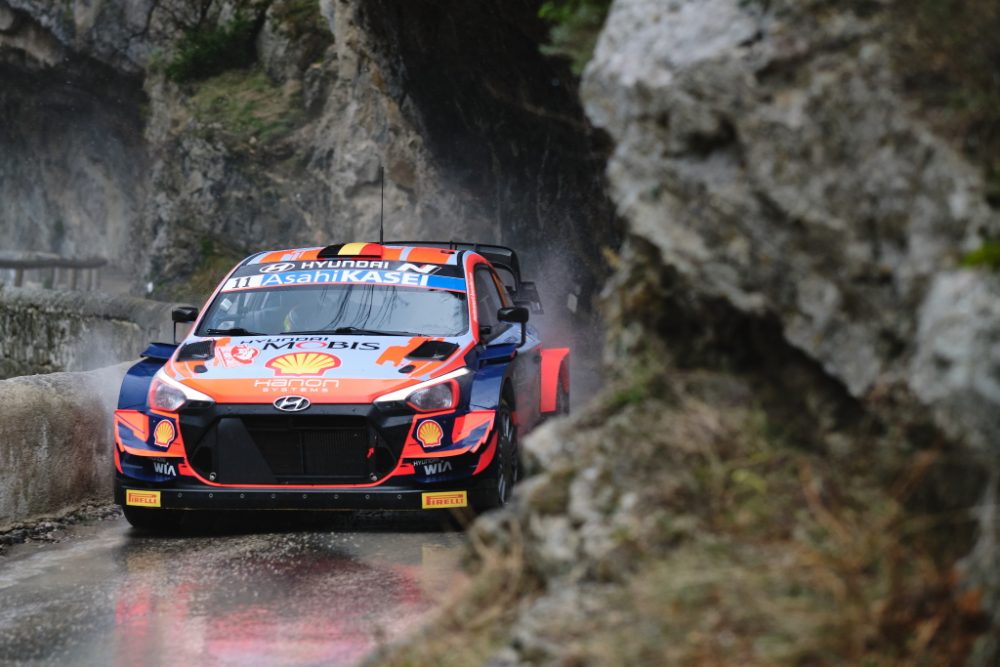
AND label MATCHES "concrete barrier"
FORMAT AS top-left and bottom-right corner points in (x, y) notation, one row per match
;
(0, 363), (129, 529)
(0, 286), (182, 378)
